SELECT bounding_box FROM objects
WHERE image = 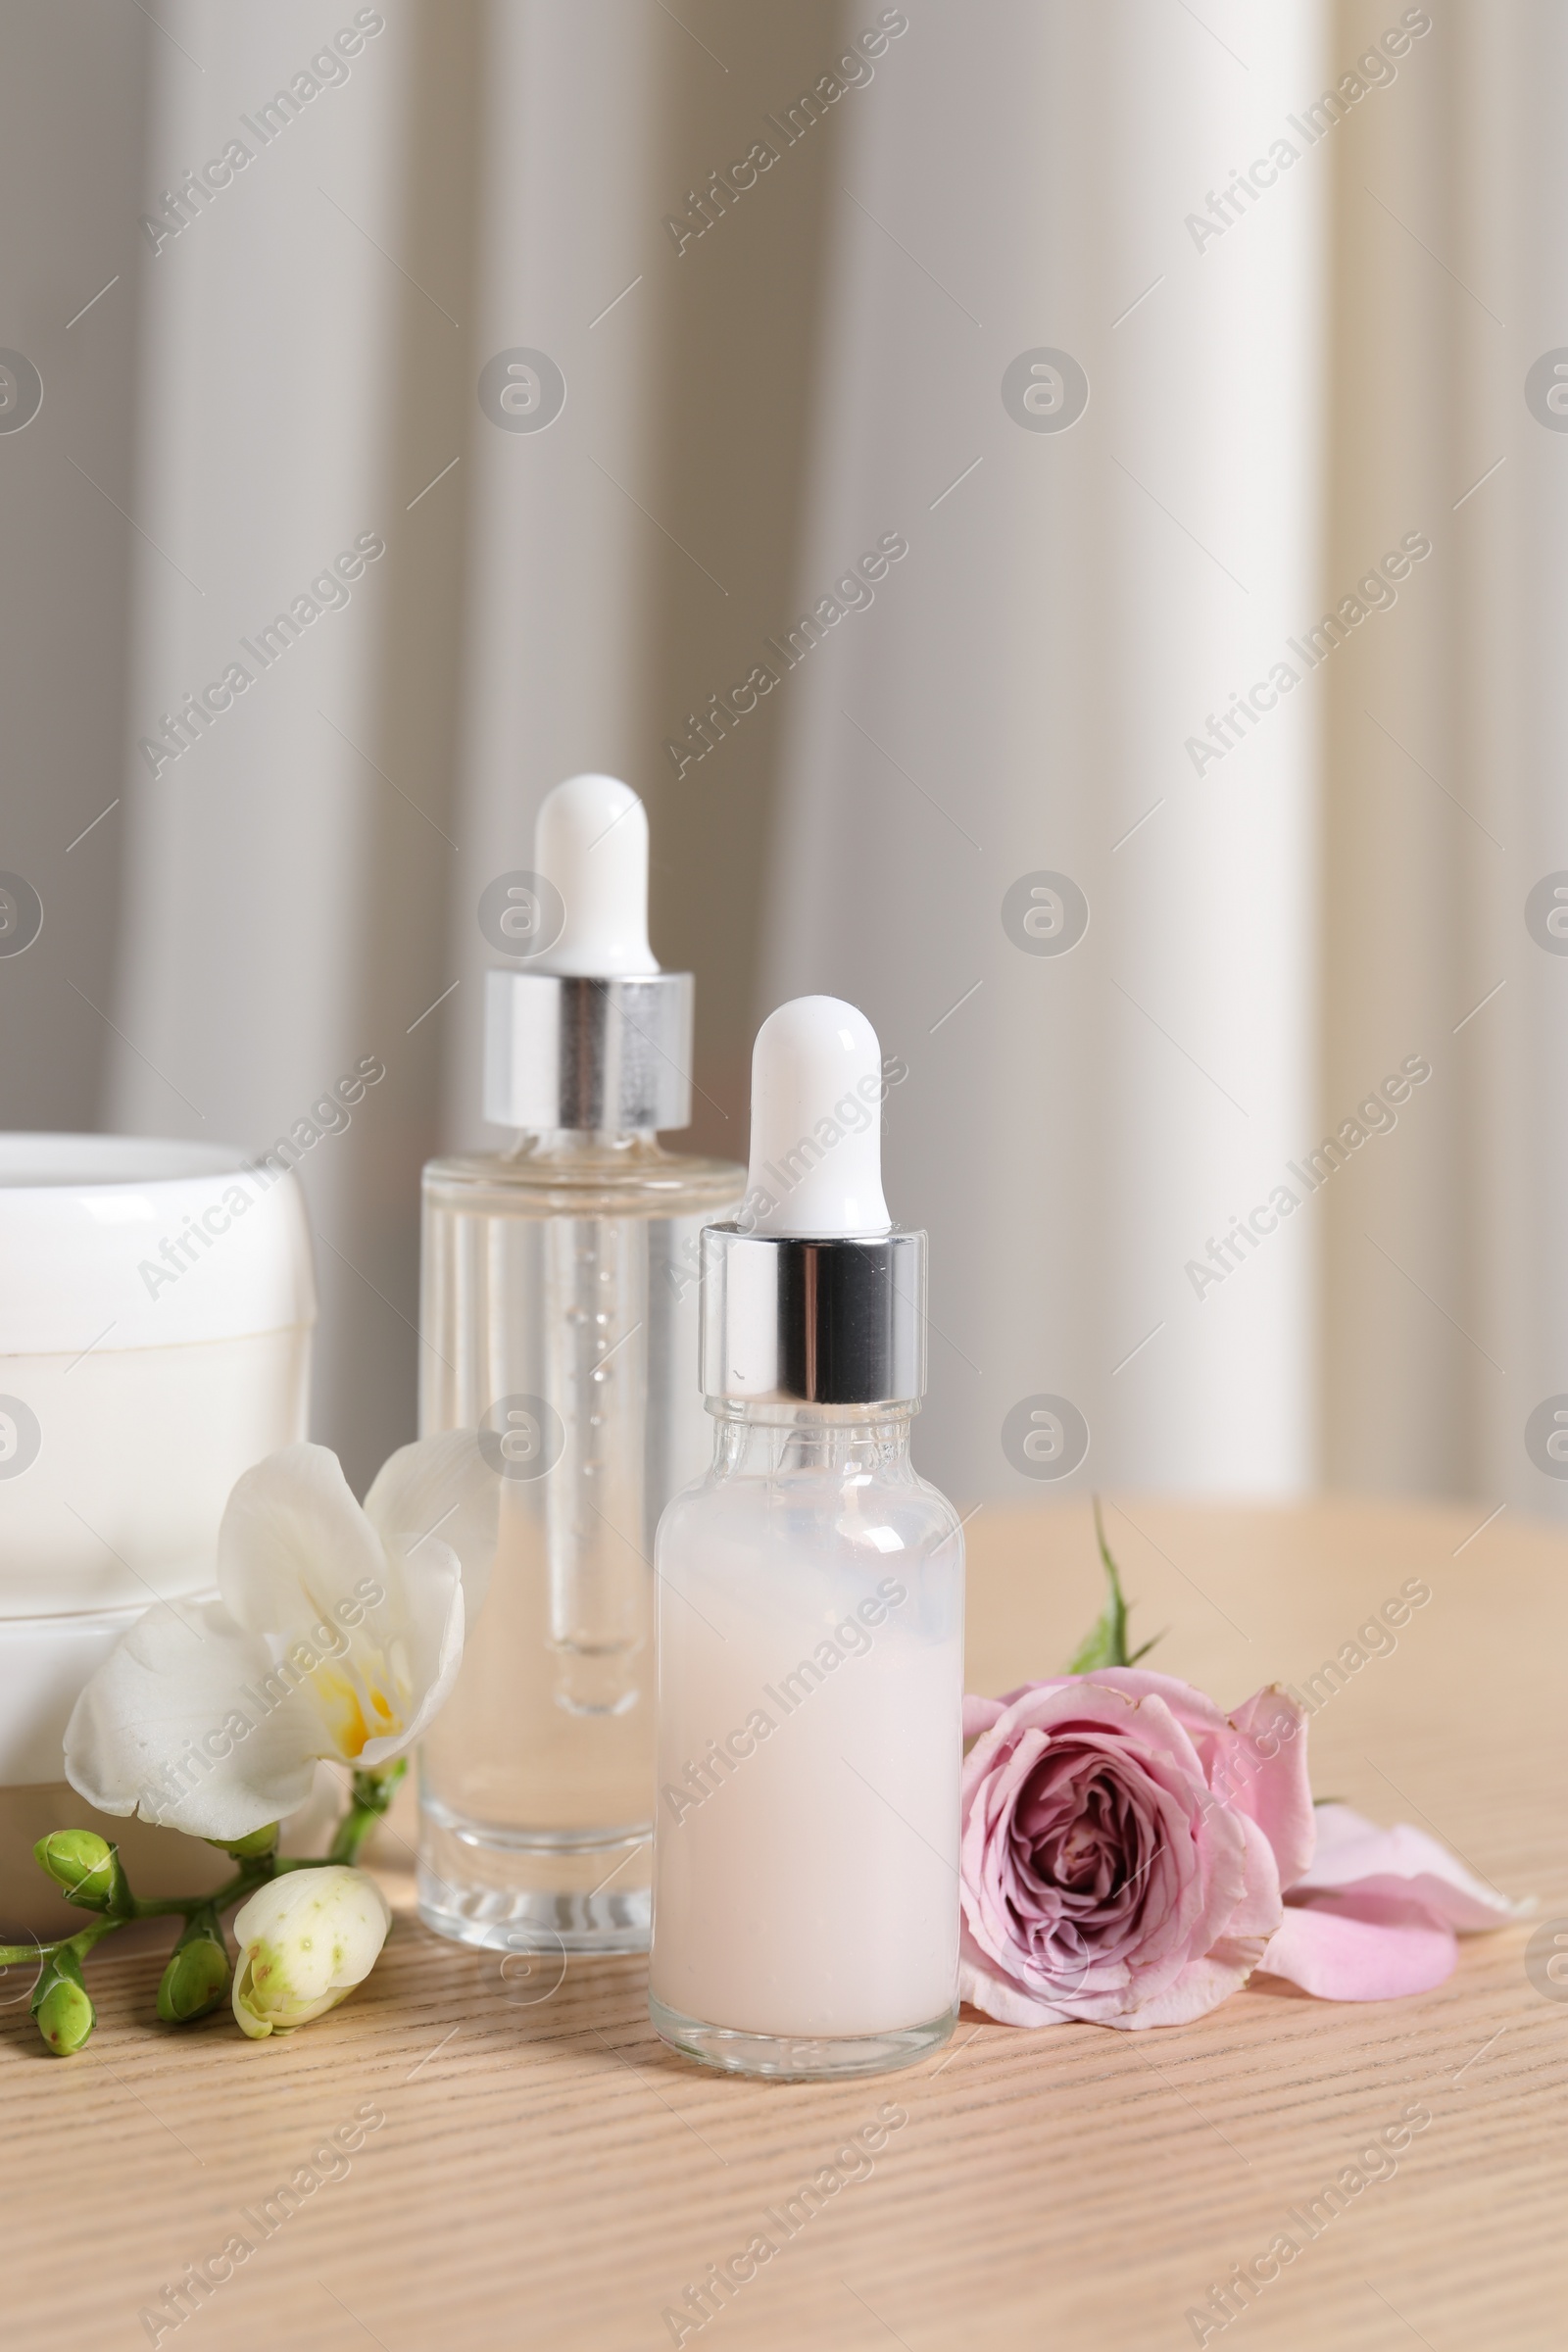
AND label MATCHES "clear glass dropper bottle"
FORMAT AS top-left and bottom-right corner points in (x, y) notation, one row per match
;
(417, 775), (744, 1952)
(650, 996), (965, 2077)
